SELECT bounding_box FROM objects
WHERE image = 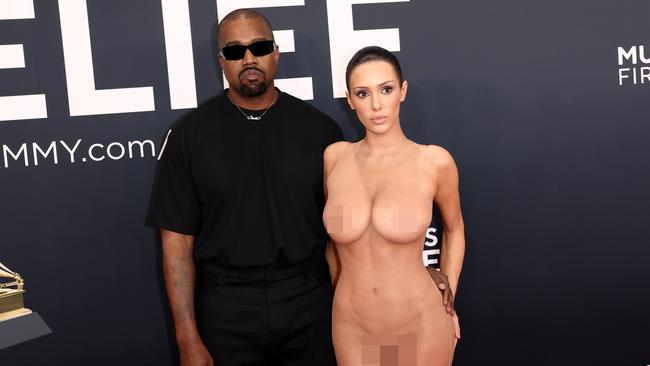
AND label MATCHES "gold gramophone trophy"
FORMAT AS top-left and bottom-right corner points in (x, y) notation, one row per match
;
(0, 262), (32, 321)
